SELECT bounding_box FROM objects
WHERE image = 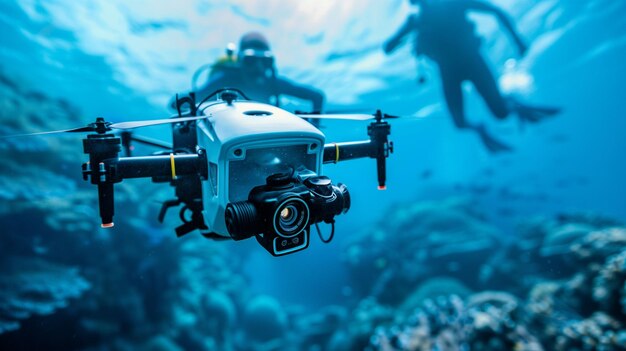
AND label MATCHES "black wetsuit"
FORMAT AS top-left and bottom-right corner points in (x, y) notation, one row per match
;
(385, 0), (527, 131)
(193, 65), (324, 112)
